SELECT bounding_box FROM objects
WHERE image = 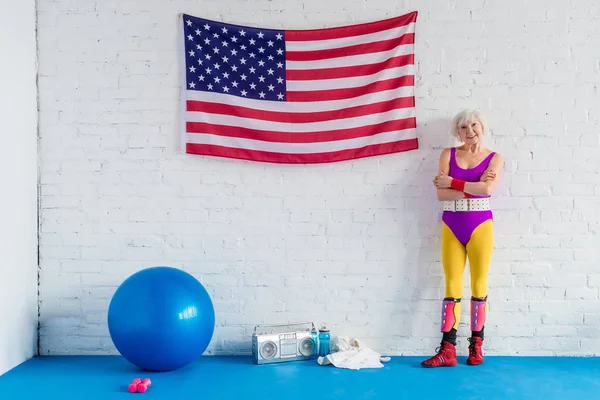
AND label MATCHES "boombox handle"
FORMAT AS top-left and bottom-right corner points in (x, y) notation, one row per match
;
(253, 322), (316, 334)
